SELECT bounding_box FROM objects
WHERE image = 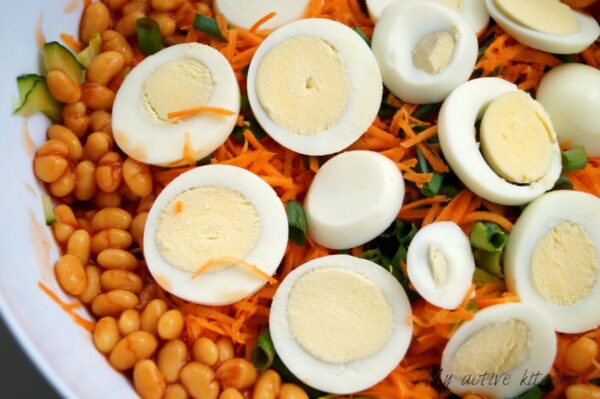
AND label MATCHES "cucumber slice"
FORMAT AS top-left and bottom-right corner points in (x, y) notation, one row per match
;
(76, 33), (102, 67)
(41, 195), (56, 225)
(17, 74), (44, 102)
(43, 41), (84, 83)
(14, 78), (63, 123)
